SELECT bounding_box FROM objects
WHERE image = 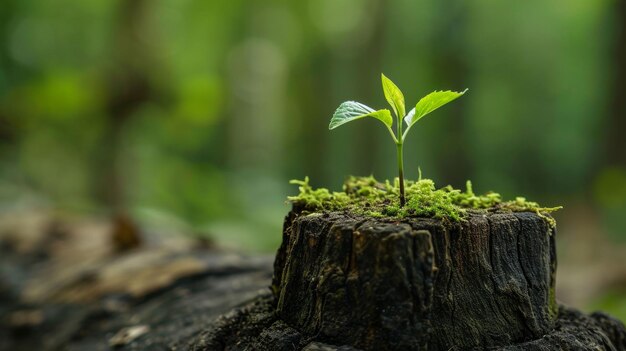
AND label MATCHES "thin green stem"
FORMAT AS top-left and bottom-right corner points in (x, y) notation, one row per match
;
(396, 114), (405, 207)
(397, 142), (405, 207)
